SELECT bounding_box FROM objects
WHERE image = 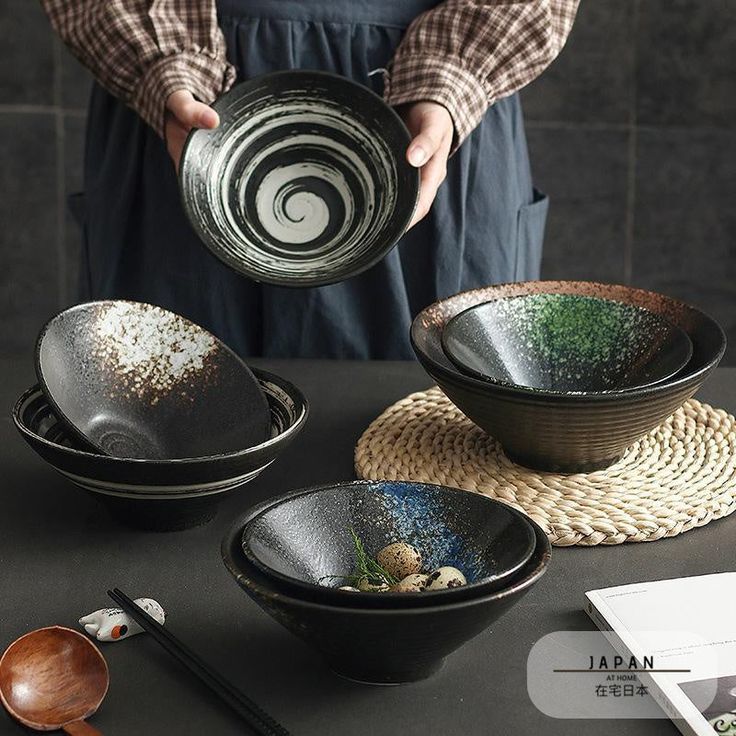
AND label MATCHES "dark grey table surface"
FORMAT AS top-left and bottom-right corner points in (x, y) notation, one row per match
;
(1, 356), (734, 736)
